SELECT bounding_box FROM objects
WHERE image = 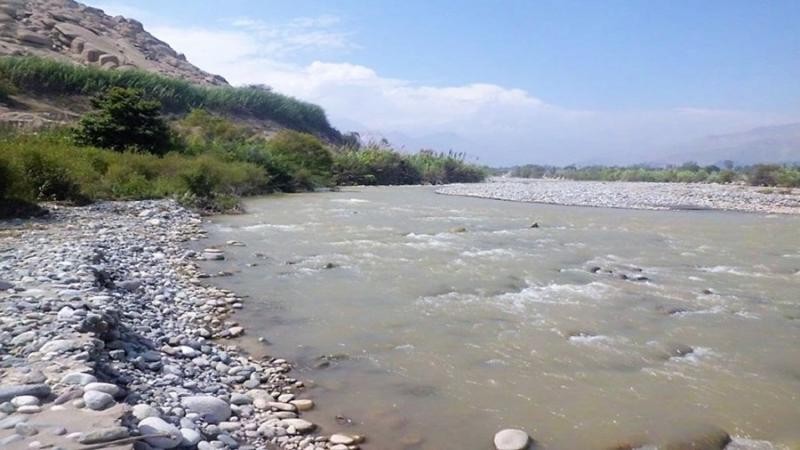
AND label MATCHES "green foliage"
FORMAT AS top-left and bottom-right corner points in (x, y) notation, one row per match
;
(0, 73), (16, 103)
(74, 87), (172, 154)
(0, 130), (268, 212)
(748, 164), (781, 186)
(333, 147), (421, 185)
(173, 110), (315, 192)
(333, 147), (486, 186)
(0, 56), (339, 139)
(20, 150), (86, 203)
(407, 150), (487, 184)
(266, 130), (334, 190)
